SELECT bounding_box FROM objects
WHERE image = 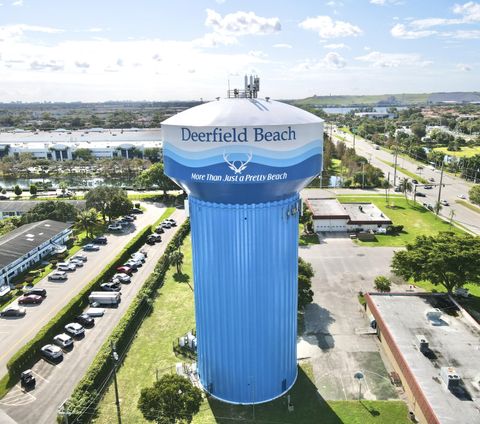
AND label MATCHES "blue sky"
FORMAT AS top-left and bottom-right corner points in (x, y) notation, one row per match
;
(0, 0), (479, 101)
